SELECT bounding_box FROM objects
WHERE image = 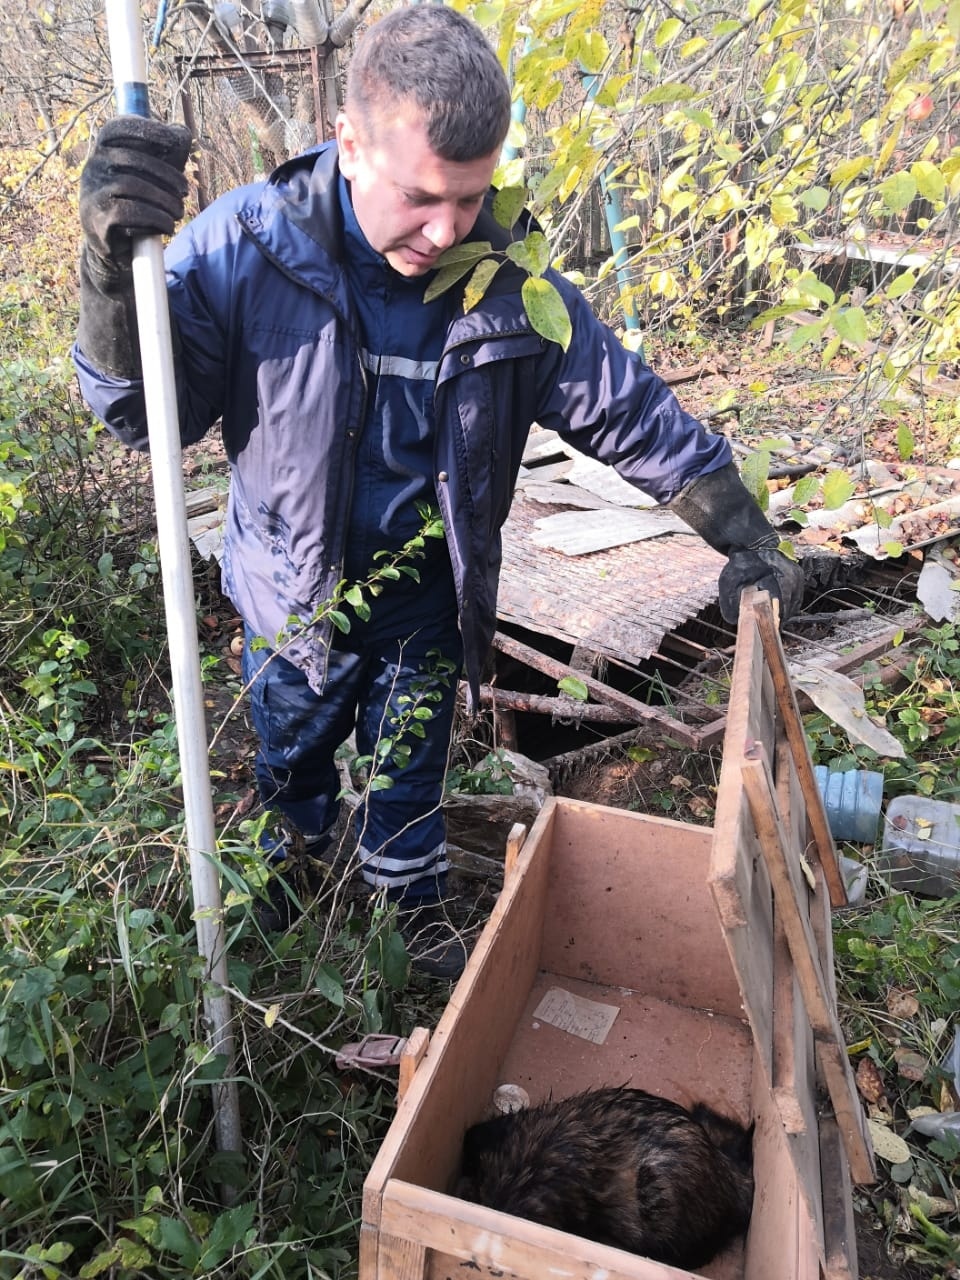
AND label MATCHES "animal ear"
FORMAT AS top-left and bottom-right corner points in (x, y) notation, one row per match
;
(689, 1104), (755, 1165)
